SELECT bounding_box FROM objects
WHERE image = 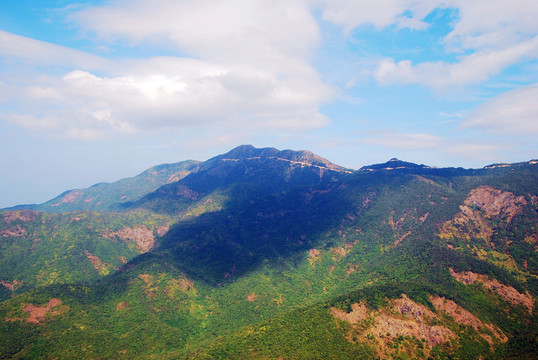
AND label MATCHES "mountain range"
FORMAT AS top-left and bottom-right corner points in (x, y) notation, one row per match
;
(1, 145), (537, 359)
